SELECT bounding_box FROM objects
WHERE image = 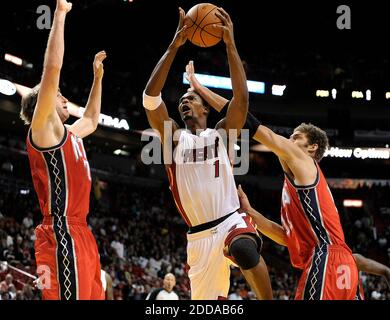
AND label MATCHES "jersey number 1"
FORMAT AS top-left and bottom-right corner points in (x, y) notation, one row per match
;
(214, 160), (220, 178)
